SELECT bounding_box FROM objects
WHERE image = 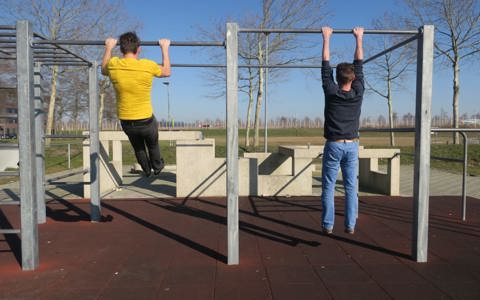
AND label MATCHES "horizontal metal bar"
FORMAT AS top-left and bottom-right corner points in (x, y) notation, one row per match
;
(360, 127), (480, 133)
(41, 62), (90, 66)
(33, 32), (91, 64)
(46, 169), (89, 183)
(34, 54), (80, 58)
(0, 56), (16, 60)
(0, 201), (20, 205)
(431, 128), (480, 133)
(0, 39), (16, 43)
(0, 143), (18, 147)
(239, 28), (419, 35)
(0, 33), (15, 37)
(364, 34), (419, 64)
(0, 45), (15, 49)
(34, 40), (225, 47)
(0, 171), (19, 176)
(35, 59), (86, 63)
(172, 63), (334, 69)
(43, 134), (89, 139)
(398, 152), (463, 163)
(0, 114), (17, 118)
(172, 63), (226, 68)
(0, 25), (15, 30)
(0, 229), (21, 234)
(359, 128), (415, 133)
